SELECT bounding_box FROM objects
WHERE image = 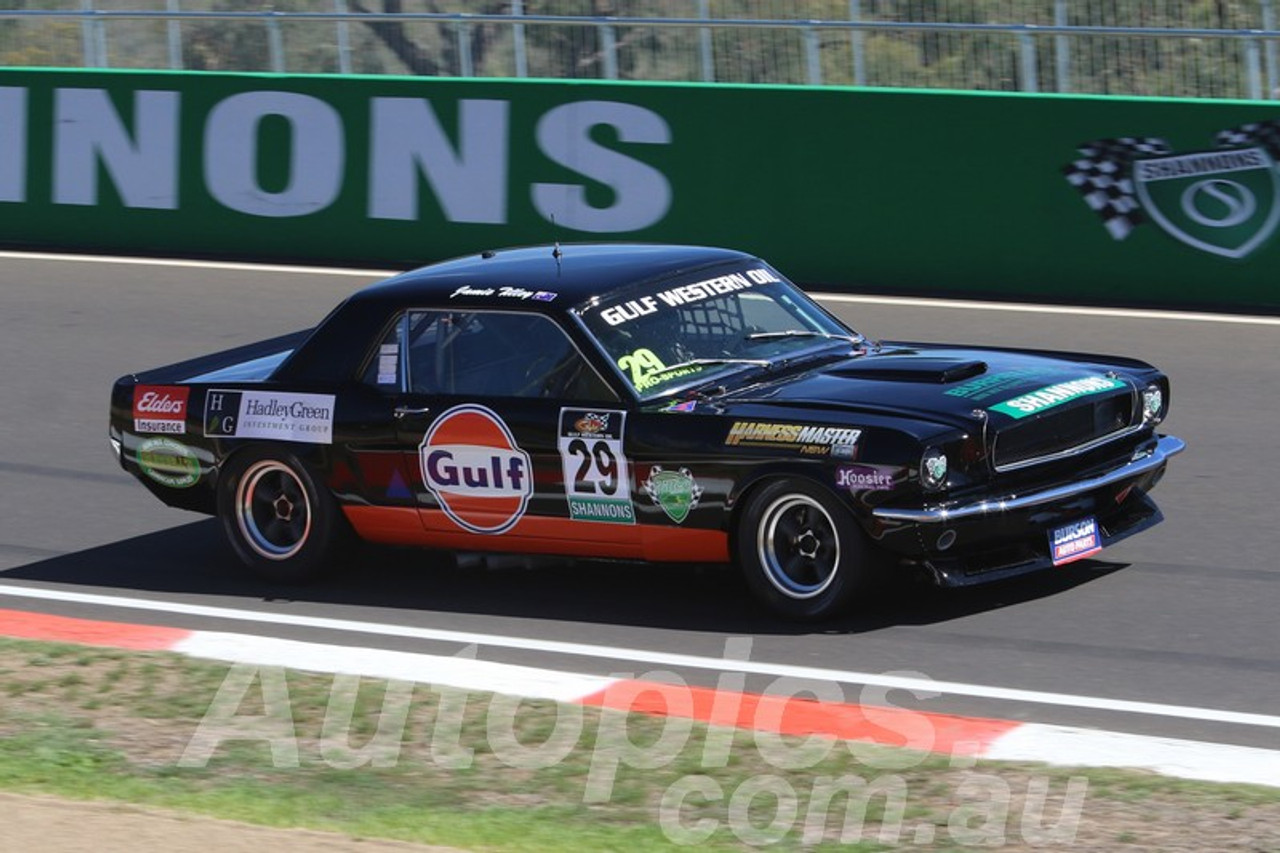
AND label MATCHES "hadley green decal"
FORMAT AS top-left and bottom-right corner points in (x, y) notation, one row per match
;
(989, 376), (1125, 419)
(136, 437), (201, 488)
(643, 466), (702, 524)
